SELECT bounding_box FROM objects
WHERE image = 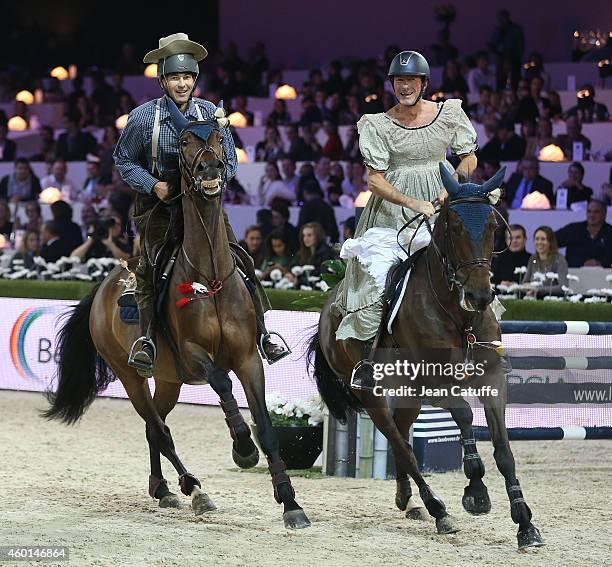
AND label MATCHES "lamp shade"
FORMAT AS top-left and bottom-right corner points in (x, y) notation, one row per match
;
(15, 90), (34, 105)
(144, 64), (158, 78)
(275, 84), (297, 100)
(50, 66), (69, 80)
(228, 112), (247, 128)
(235, 147), (249, 163)
(115, 114), (129, 129)
(39, 187), (63, 204)
(538, 144), (565, 162)
(7, 116), (27, 131)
